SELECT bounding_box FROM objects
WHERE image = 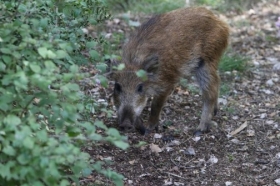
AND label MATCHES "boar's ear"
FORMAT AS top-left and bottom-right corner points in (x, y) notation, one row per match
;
(142, 55), (159, 76)
(104, 59), (119, 80)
